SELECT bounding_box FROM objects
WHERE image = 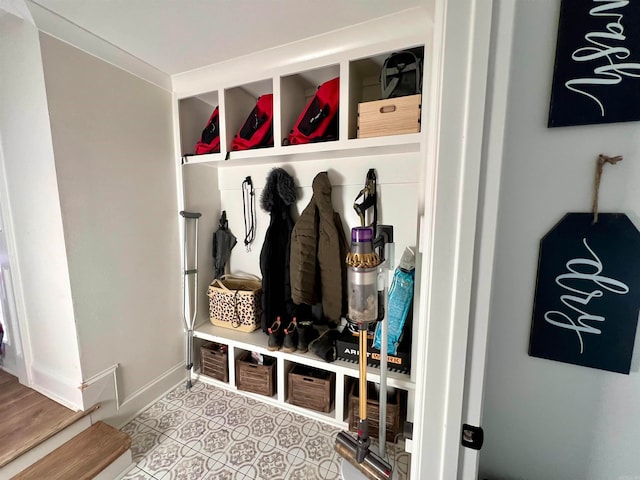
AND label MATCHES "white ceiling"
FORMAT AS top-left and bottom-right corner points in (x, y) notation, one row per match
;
(28, 0), (422, 76)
